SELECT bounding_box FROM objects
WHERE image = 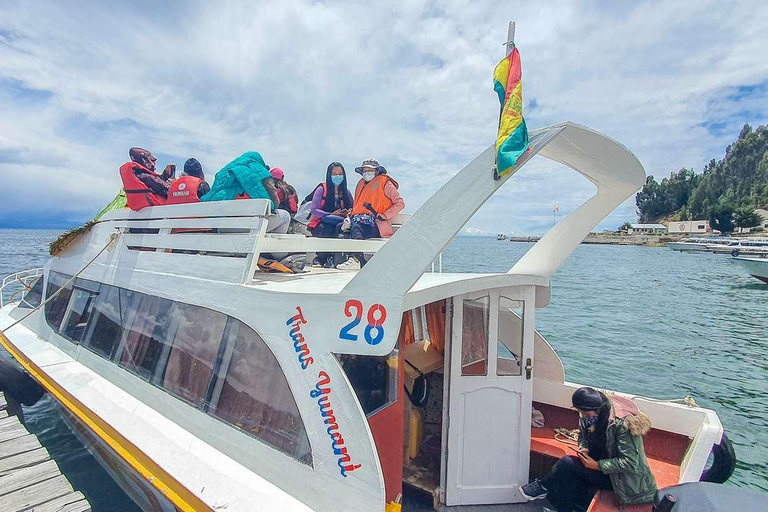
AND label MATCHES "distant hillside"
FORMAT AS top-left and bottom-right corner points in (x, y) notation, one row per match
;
(636, 124), (768, 233)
